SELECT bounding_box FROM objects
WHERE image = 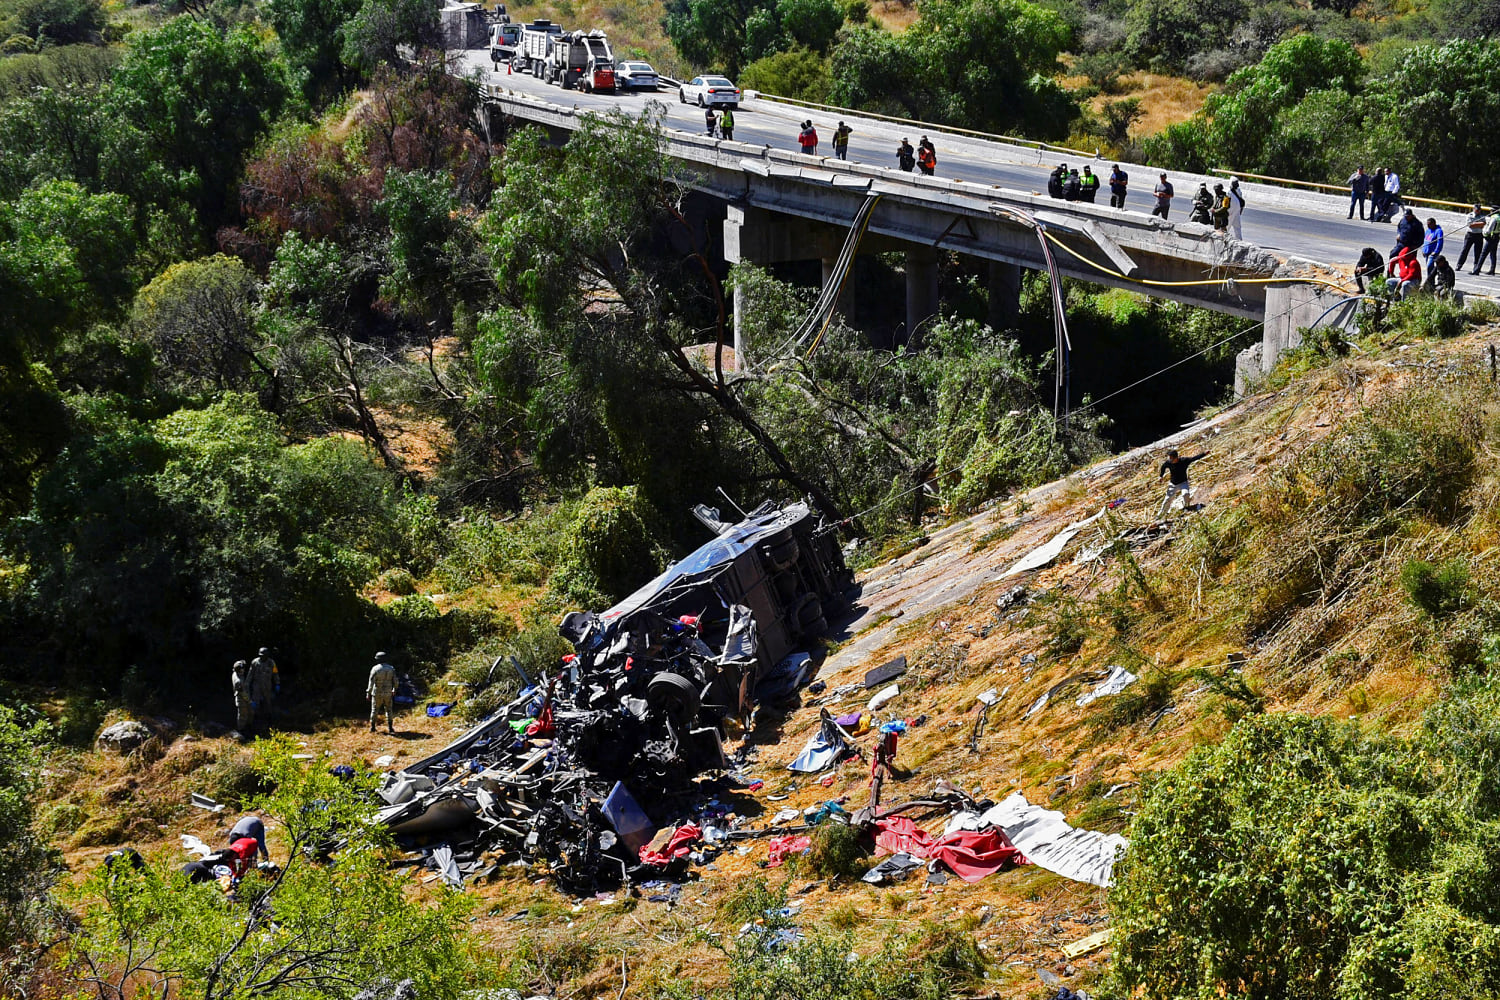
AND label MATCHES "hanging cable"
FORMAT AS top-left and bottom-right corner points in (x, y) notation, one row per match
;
(765, 192), (883, 361)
